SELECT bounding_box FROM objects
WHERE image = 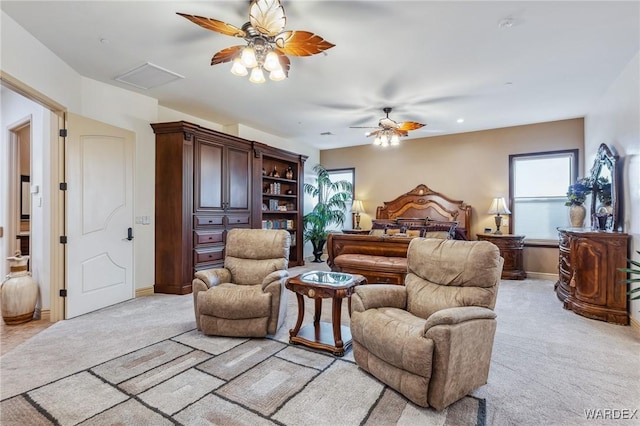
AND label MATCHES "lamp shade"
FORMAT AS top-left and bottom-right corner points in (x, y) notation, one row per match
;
(351, 199), (365, 213)
(487, 197), (511, 215)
